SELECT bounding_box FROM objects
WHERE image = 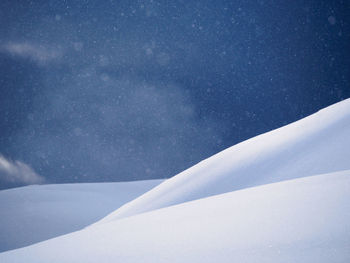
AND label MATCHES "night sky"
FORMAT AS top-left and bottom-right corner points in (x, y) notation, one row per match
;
(0, 0), (349, 189)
